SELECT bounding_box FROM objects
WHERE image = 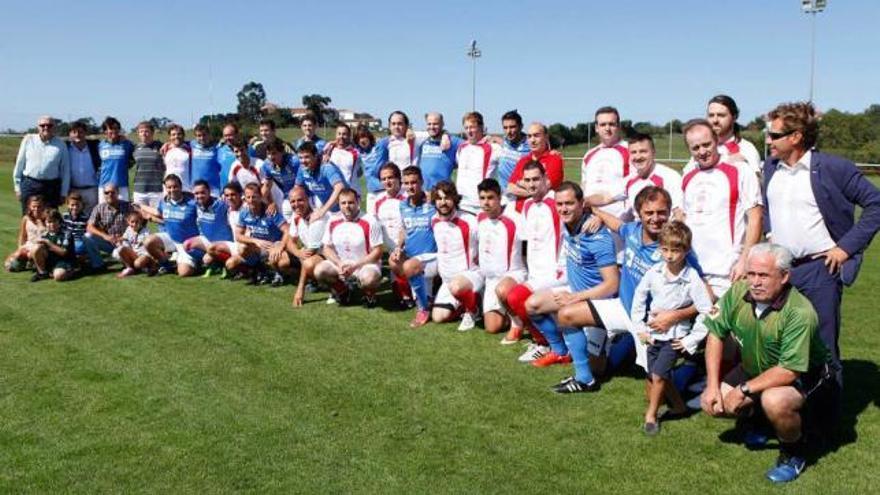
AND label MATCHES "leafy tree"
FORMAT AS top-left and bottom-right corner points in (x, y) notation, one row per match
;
(302, 94), (333, 125)
(237, 82), (267, 123)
